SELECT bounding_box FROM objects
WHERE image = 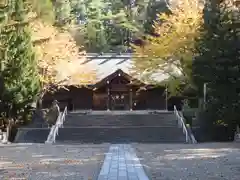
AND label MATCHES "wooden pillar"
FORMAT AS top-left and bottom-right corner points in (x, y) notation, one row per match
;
(165, 86), (168, 110)
(129, 88), (133, 111)
(107, 87), (110, 111)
